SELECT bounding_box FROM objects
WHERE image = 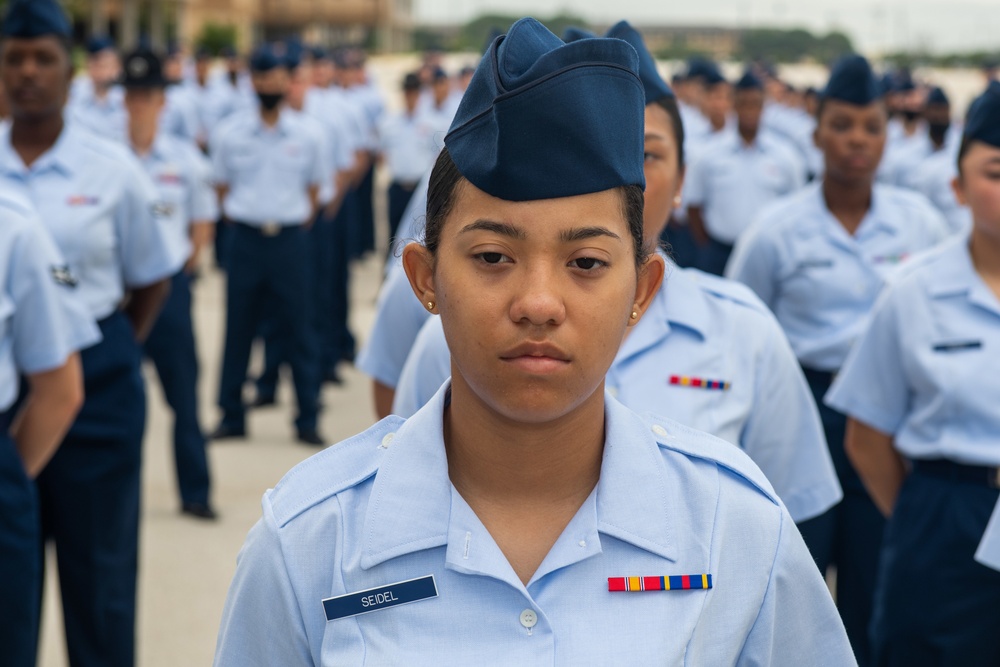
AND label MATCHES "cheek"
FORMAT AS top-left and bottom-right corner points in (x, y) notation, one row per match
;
(966, 180), (1000, 223)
